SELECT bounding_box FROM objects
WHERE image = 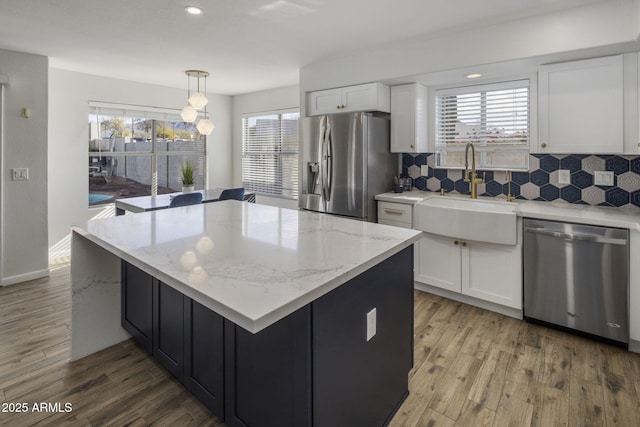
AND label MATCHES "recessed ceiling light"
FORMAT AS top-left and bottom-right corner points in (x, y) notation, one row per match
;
(185, 6), (203, 15)
(465, 73), (482, 79)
